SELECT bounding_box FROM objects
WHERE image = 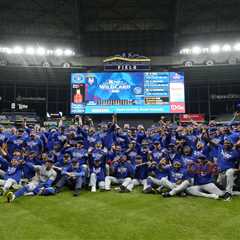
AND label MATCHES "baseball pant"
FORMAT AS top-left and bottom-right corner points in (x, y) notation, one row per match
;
(187, 183), (224, 199)
(125, 179), (148, 192)
(14, 180), (40, 198)
(143, 176), (163, 191)
(0, 178), (17, 192)
(56, 175), (83, 191)
(159, 177), (191, 196)
(105, 176), (132, 190)
(217, 168), (236, 194)
(0, 169), (5, 177)
(89, 173), (105, 190)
